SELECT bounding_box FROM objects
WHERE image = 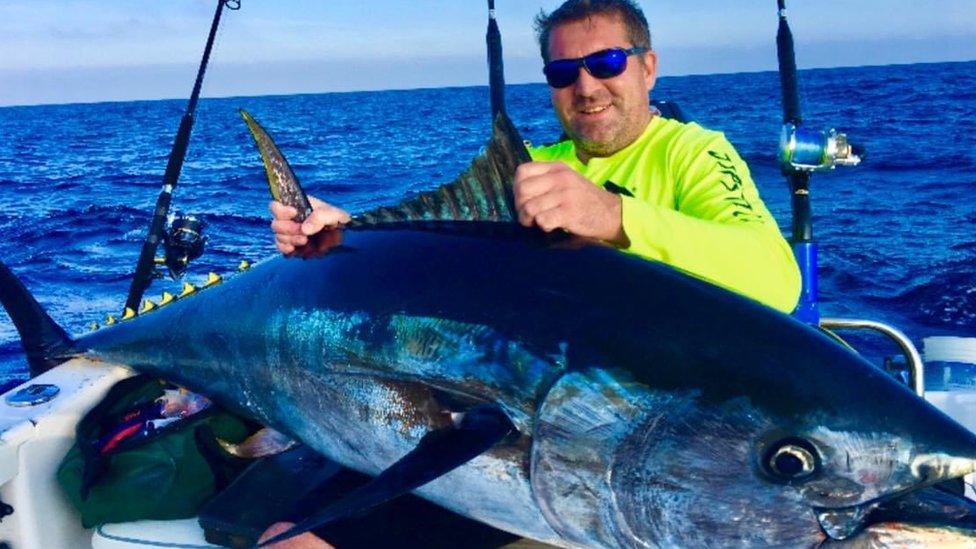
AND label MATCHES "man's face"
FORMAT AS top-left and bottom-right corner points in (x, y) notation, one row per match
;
(547, 14), (657, 162)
